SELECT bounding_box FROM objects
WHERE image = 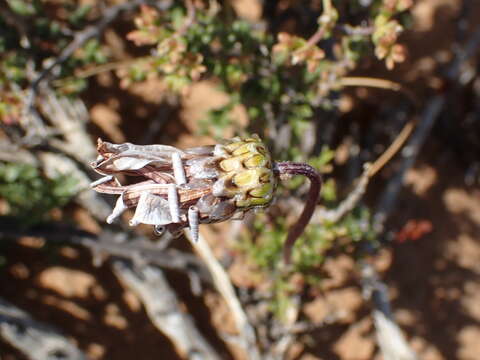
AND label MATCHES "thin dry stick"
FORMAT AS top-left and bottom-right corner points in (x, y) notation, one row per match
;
(339, 77), (402, 91)
(0, 297), (87, 360)
(316, 163), (370, 223)
(361, 262), (418, 360)
(23, 0), (151, 141)
(52, 58), (143, 87)
(341, 76), (419, 178)
(54, 0), (196, 88)
(184, 230), (261, 360)
(315, 119), (415, 224)
(367, 120), (416, 177)
(0, 222), (211, 283)
(293, 27), (326, 55)
(339, 76), (419, 108)
(314, 78), (418, 223)
(29, 0), (148, 94)
(291, 0), (335, 56)
(341, 76), (420, 174)
(374, 95), (445, 231)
